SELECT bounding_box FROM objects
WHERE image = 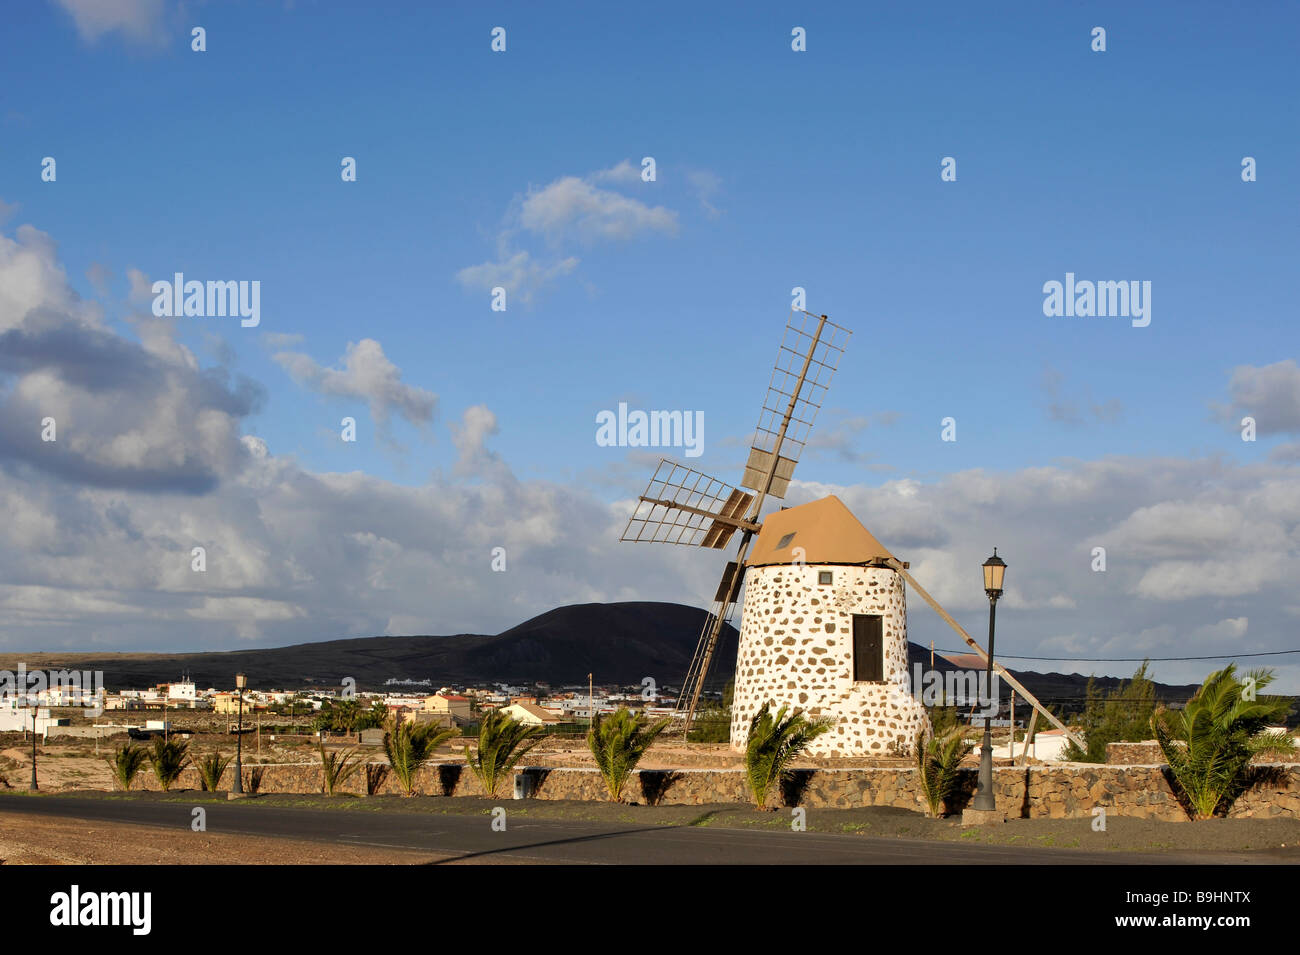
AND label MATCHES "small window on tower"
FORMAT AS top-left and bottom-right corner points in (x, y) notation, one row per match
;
(777, 532), (796, 549)
(818, 571), (833, 585)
